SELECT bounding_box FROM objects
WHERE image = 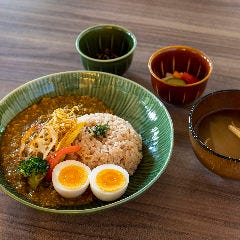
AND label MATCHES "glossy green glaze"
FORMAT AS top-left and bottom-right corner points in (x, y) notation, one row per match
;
(76, 25), (137, 75)
(0, 71), (173, 214)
